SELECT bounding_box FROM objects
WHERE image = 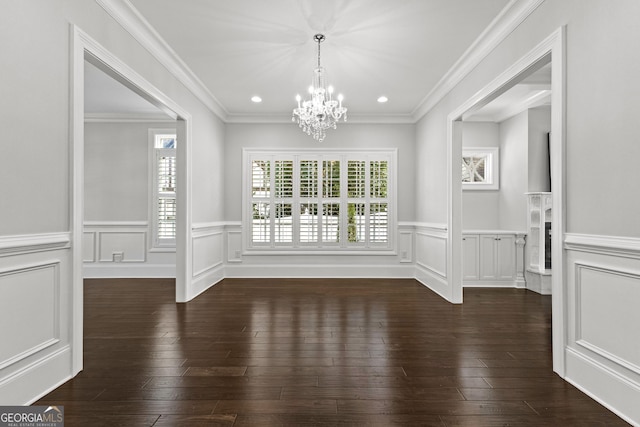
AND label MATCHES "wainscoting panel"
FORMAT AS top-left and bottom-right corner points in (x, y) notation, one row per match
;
(565, 233), (640, 425)
(415, 226), (447, 278)
(0, 233), (72, 405)
(0, 262), (59, 369)
(223, 223), (415, 278)
(397, 223), (414, 263)
(98, 232), (146, 262)
(83, 222), (175, 278)
(192, 231), (223, 276)
(575, 263), (640, 373)
(82, 232), (96, 262)
(188, 223), (226, 299)
(227, 229), (242, 263)
(410, 224), (450, 299)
